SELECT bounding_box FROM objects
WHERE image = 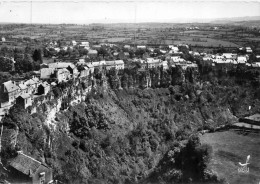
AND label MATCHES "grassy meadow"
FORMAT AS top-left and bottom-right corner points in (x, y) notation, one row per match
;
(200, 131), (260, 184)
